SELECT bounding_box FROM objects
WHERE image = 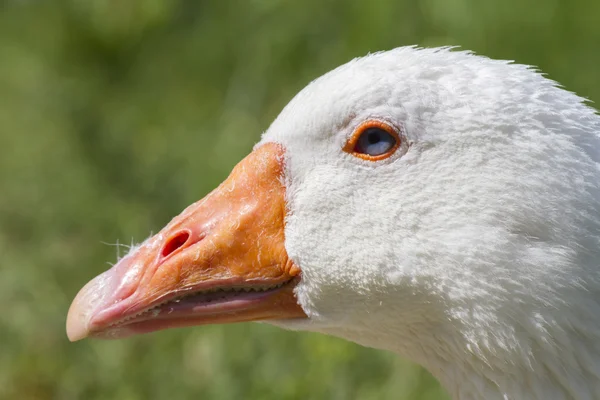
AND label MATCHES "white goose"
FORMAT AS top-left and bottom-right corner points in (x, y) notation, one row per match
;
(67, 47), (600, 400)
